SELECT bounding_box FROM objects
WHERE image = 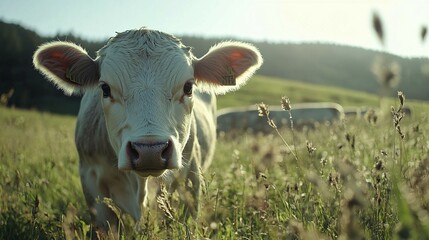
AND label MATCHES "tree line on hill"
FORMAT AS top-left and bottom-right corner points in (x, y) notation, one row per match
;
(1, 20), (428, 115)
